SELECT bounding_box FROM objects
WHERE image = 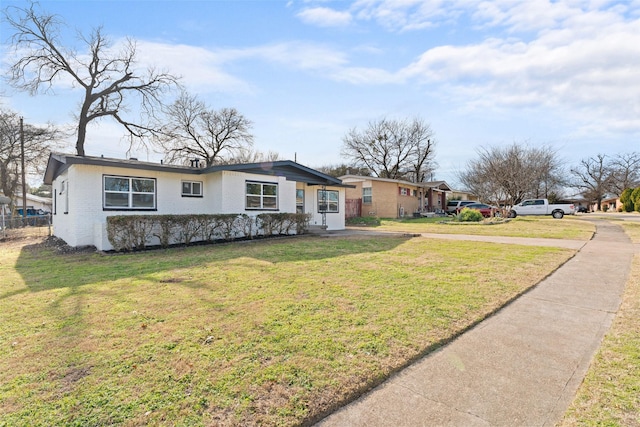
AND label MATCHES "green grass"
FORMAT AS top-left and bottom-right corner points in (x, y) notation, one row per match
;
(359, 216), (595, 240)
(0, 233), (574, 426)
(560, 221), (640, 426)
